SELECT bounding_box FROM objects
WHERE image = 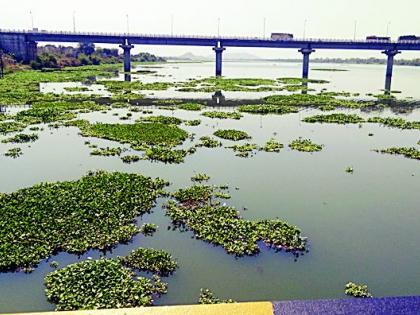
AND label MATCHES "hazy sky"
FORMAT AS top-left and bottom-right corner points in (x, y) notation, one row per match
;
(2, 0), (419, 58)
